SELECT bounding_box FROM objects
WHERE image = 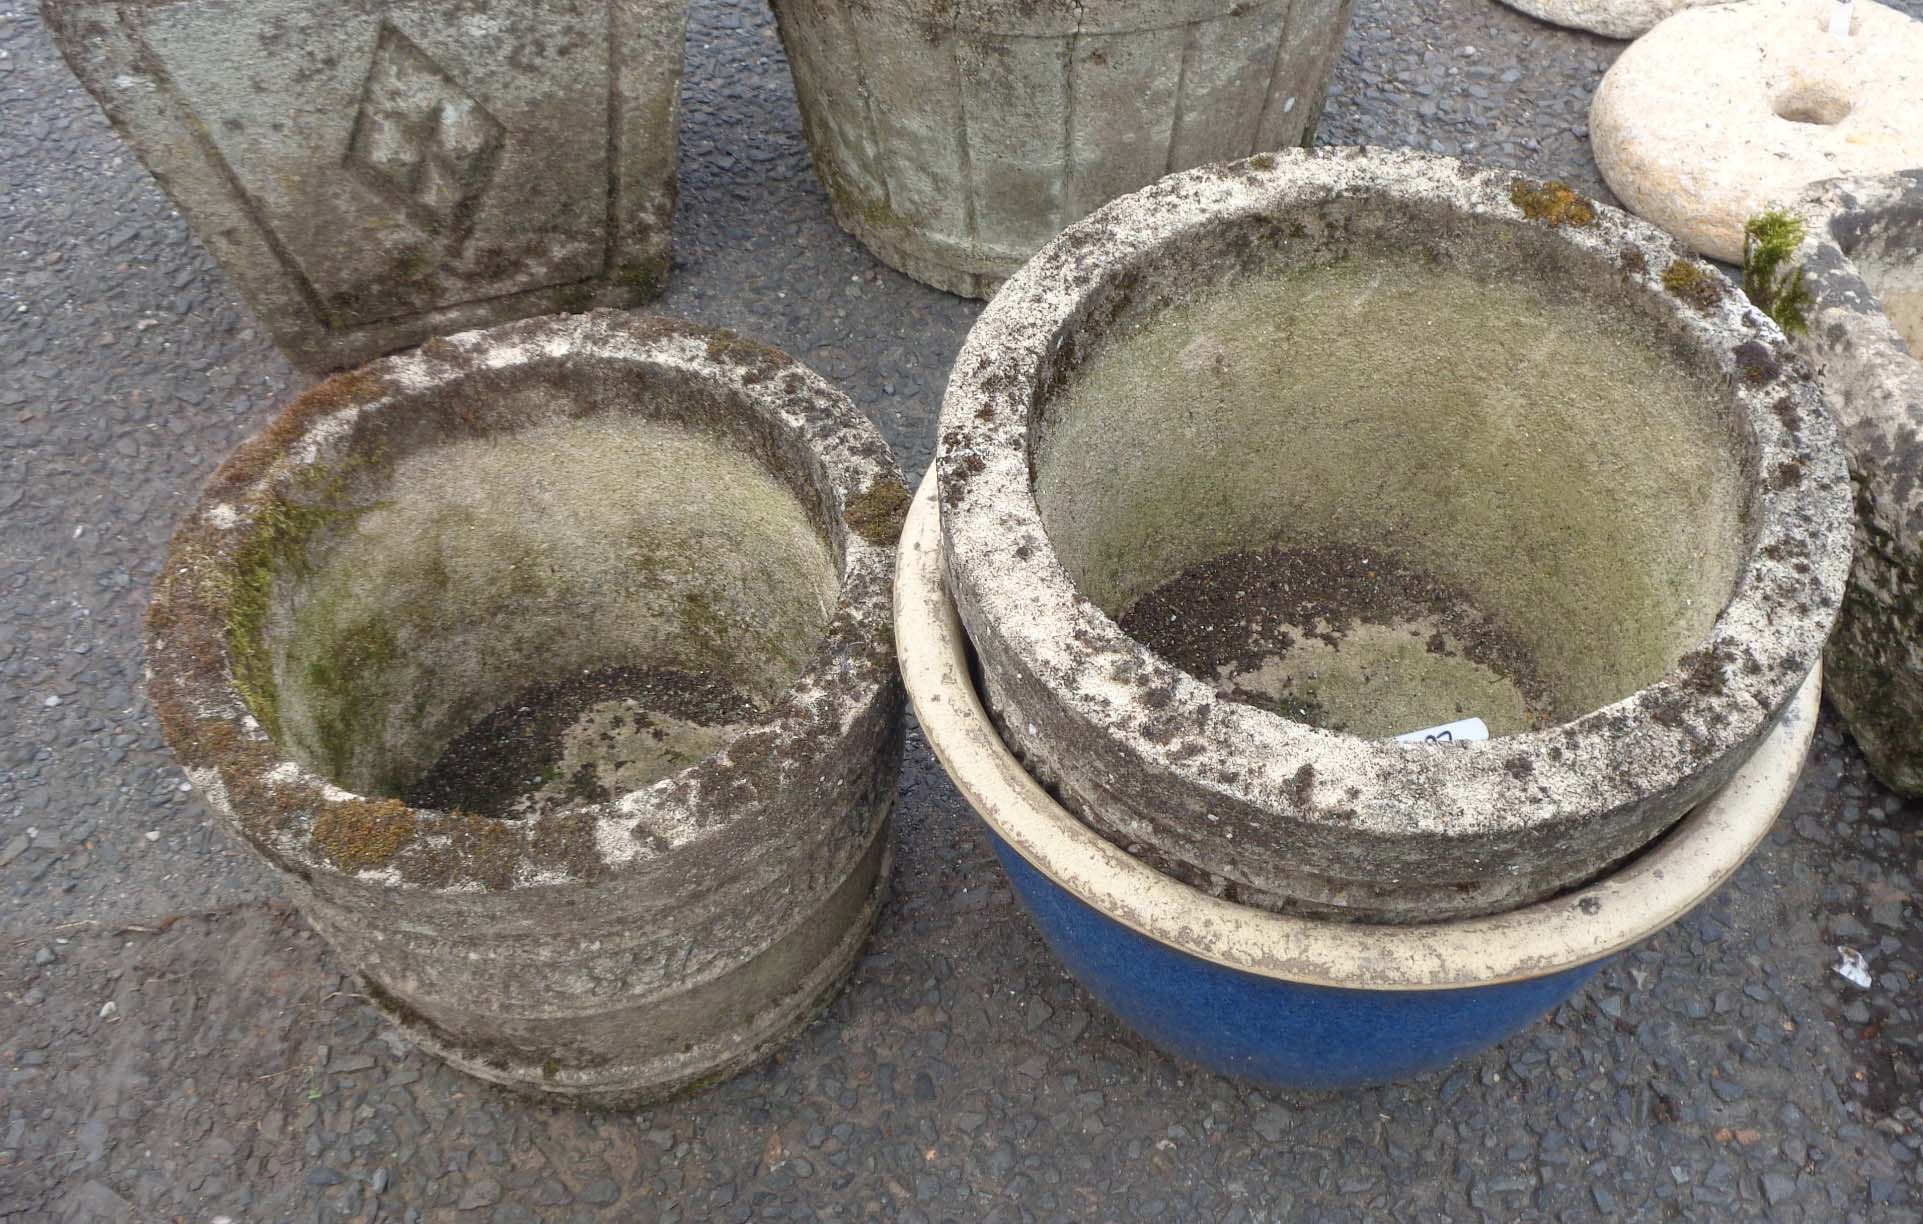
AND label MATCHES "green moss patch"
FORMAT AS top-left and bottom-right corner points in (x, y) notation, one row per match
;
(1510, 179), (1596, 228)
